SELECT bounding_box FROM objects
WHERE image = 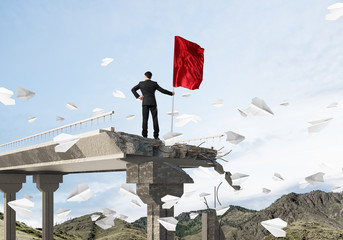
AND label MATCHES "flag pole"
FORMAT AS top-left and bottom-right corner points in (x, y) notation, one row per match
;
(171, 87), (175, 133)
